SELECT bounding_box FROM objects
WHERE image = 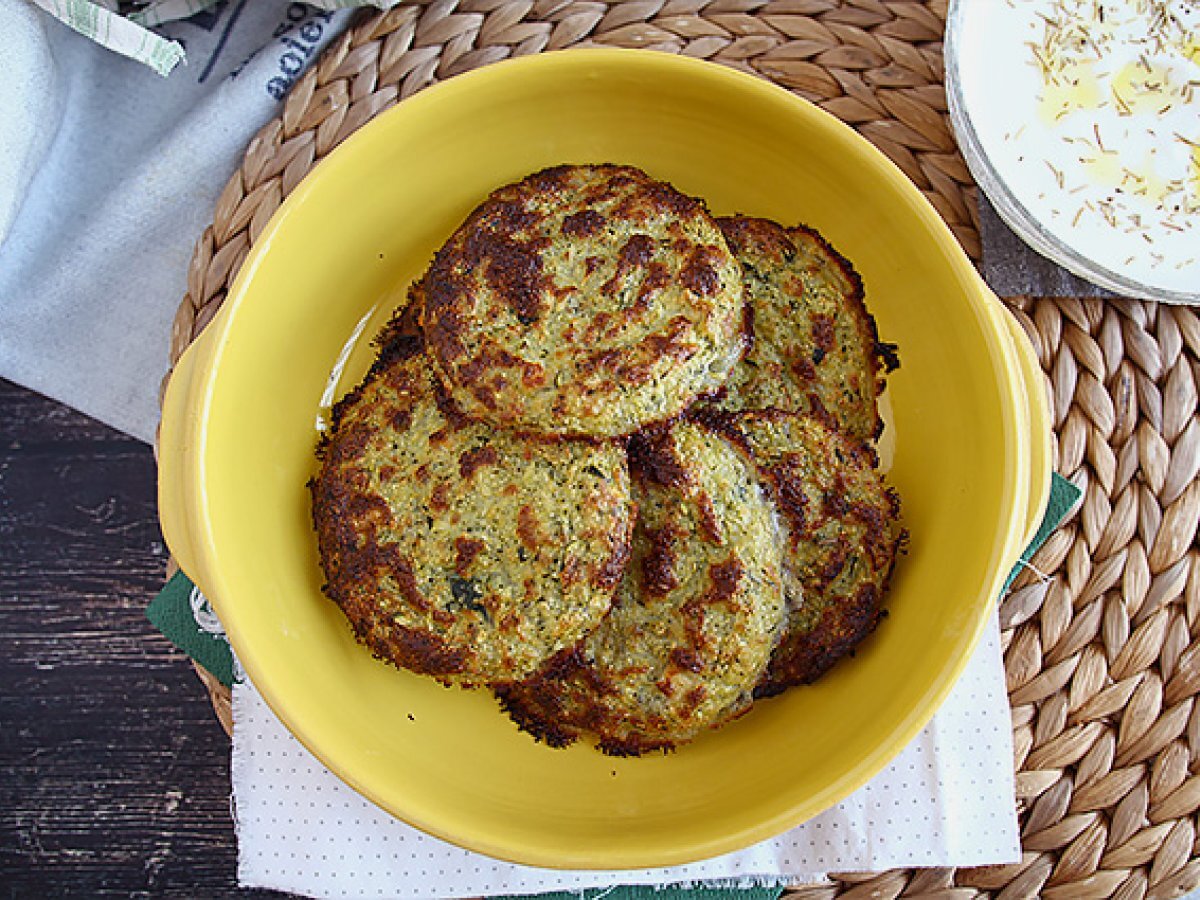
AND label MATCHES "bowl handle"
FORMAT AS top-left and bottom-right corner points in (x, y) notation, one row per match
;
(157, 337), (210, 586)
(982, 287), (1054, 550)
